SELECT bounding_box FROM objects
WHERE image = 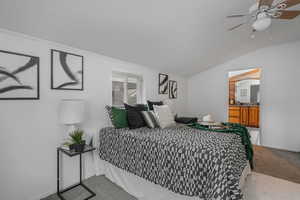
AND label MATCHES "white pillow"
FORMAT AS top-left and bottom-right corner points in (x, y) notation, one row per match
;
(153, 105), (176, 128)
